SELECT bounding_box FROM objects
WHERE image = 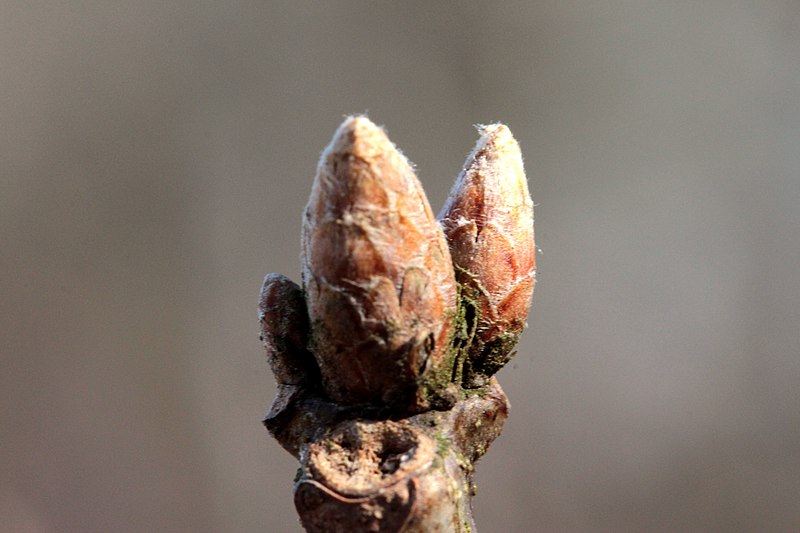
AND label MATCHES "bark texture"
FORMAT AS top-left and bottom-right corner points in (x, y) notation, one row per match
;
(261, 116), (535, 532)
